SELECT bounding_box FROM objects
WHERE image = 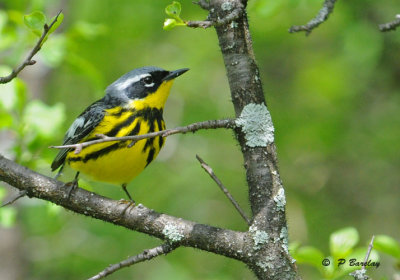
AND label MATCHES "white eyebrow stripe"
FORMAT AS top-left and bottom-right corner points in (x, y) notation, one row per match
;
(115, 74), (150, 91)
